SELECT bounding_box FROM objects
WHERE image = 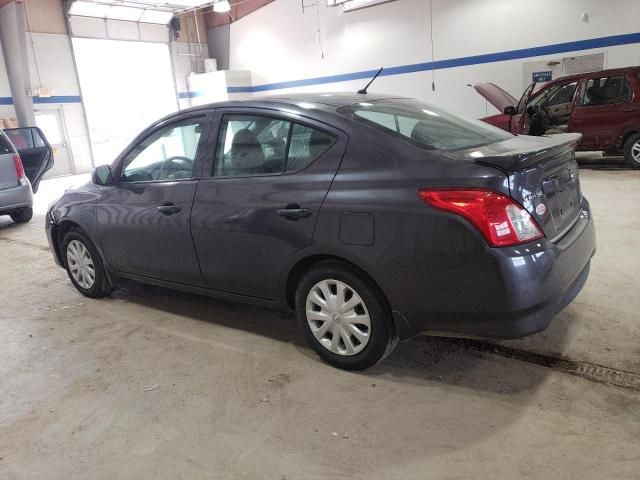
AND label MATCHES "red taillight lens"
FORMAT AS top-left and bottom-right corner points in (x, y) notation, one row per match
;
(418, 188), (543, 247)
(13, 154), (25, 179)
